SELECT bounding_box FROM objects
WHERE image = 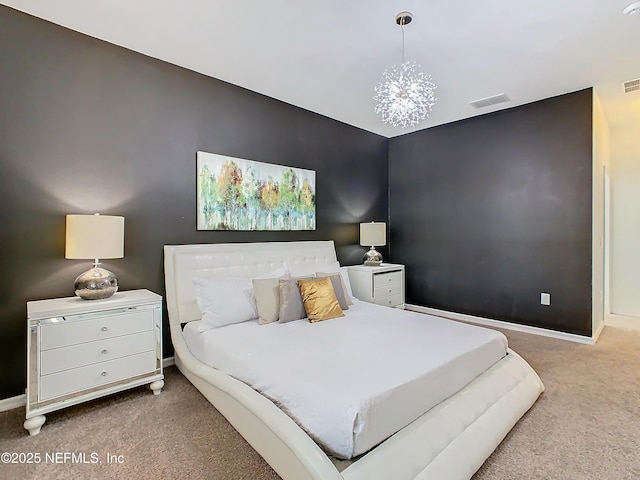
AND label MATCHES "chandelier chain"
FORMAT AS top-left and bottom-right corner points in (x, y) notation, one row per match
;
(401, 24), (405, 64)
